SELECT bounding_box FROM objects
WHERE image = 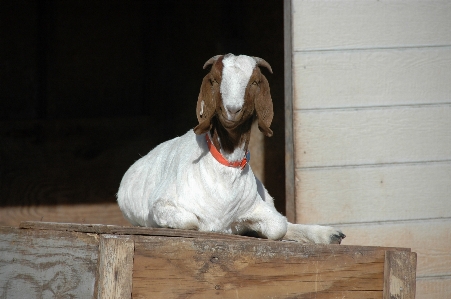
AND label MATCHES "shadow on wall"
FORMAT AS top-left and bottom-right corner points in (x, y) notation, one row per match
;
(0, 0), (285, 215)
